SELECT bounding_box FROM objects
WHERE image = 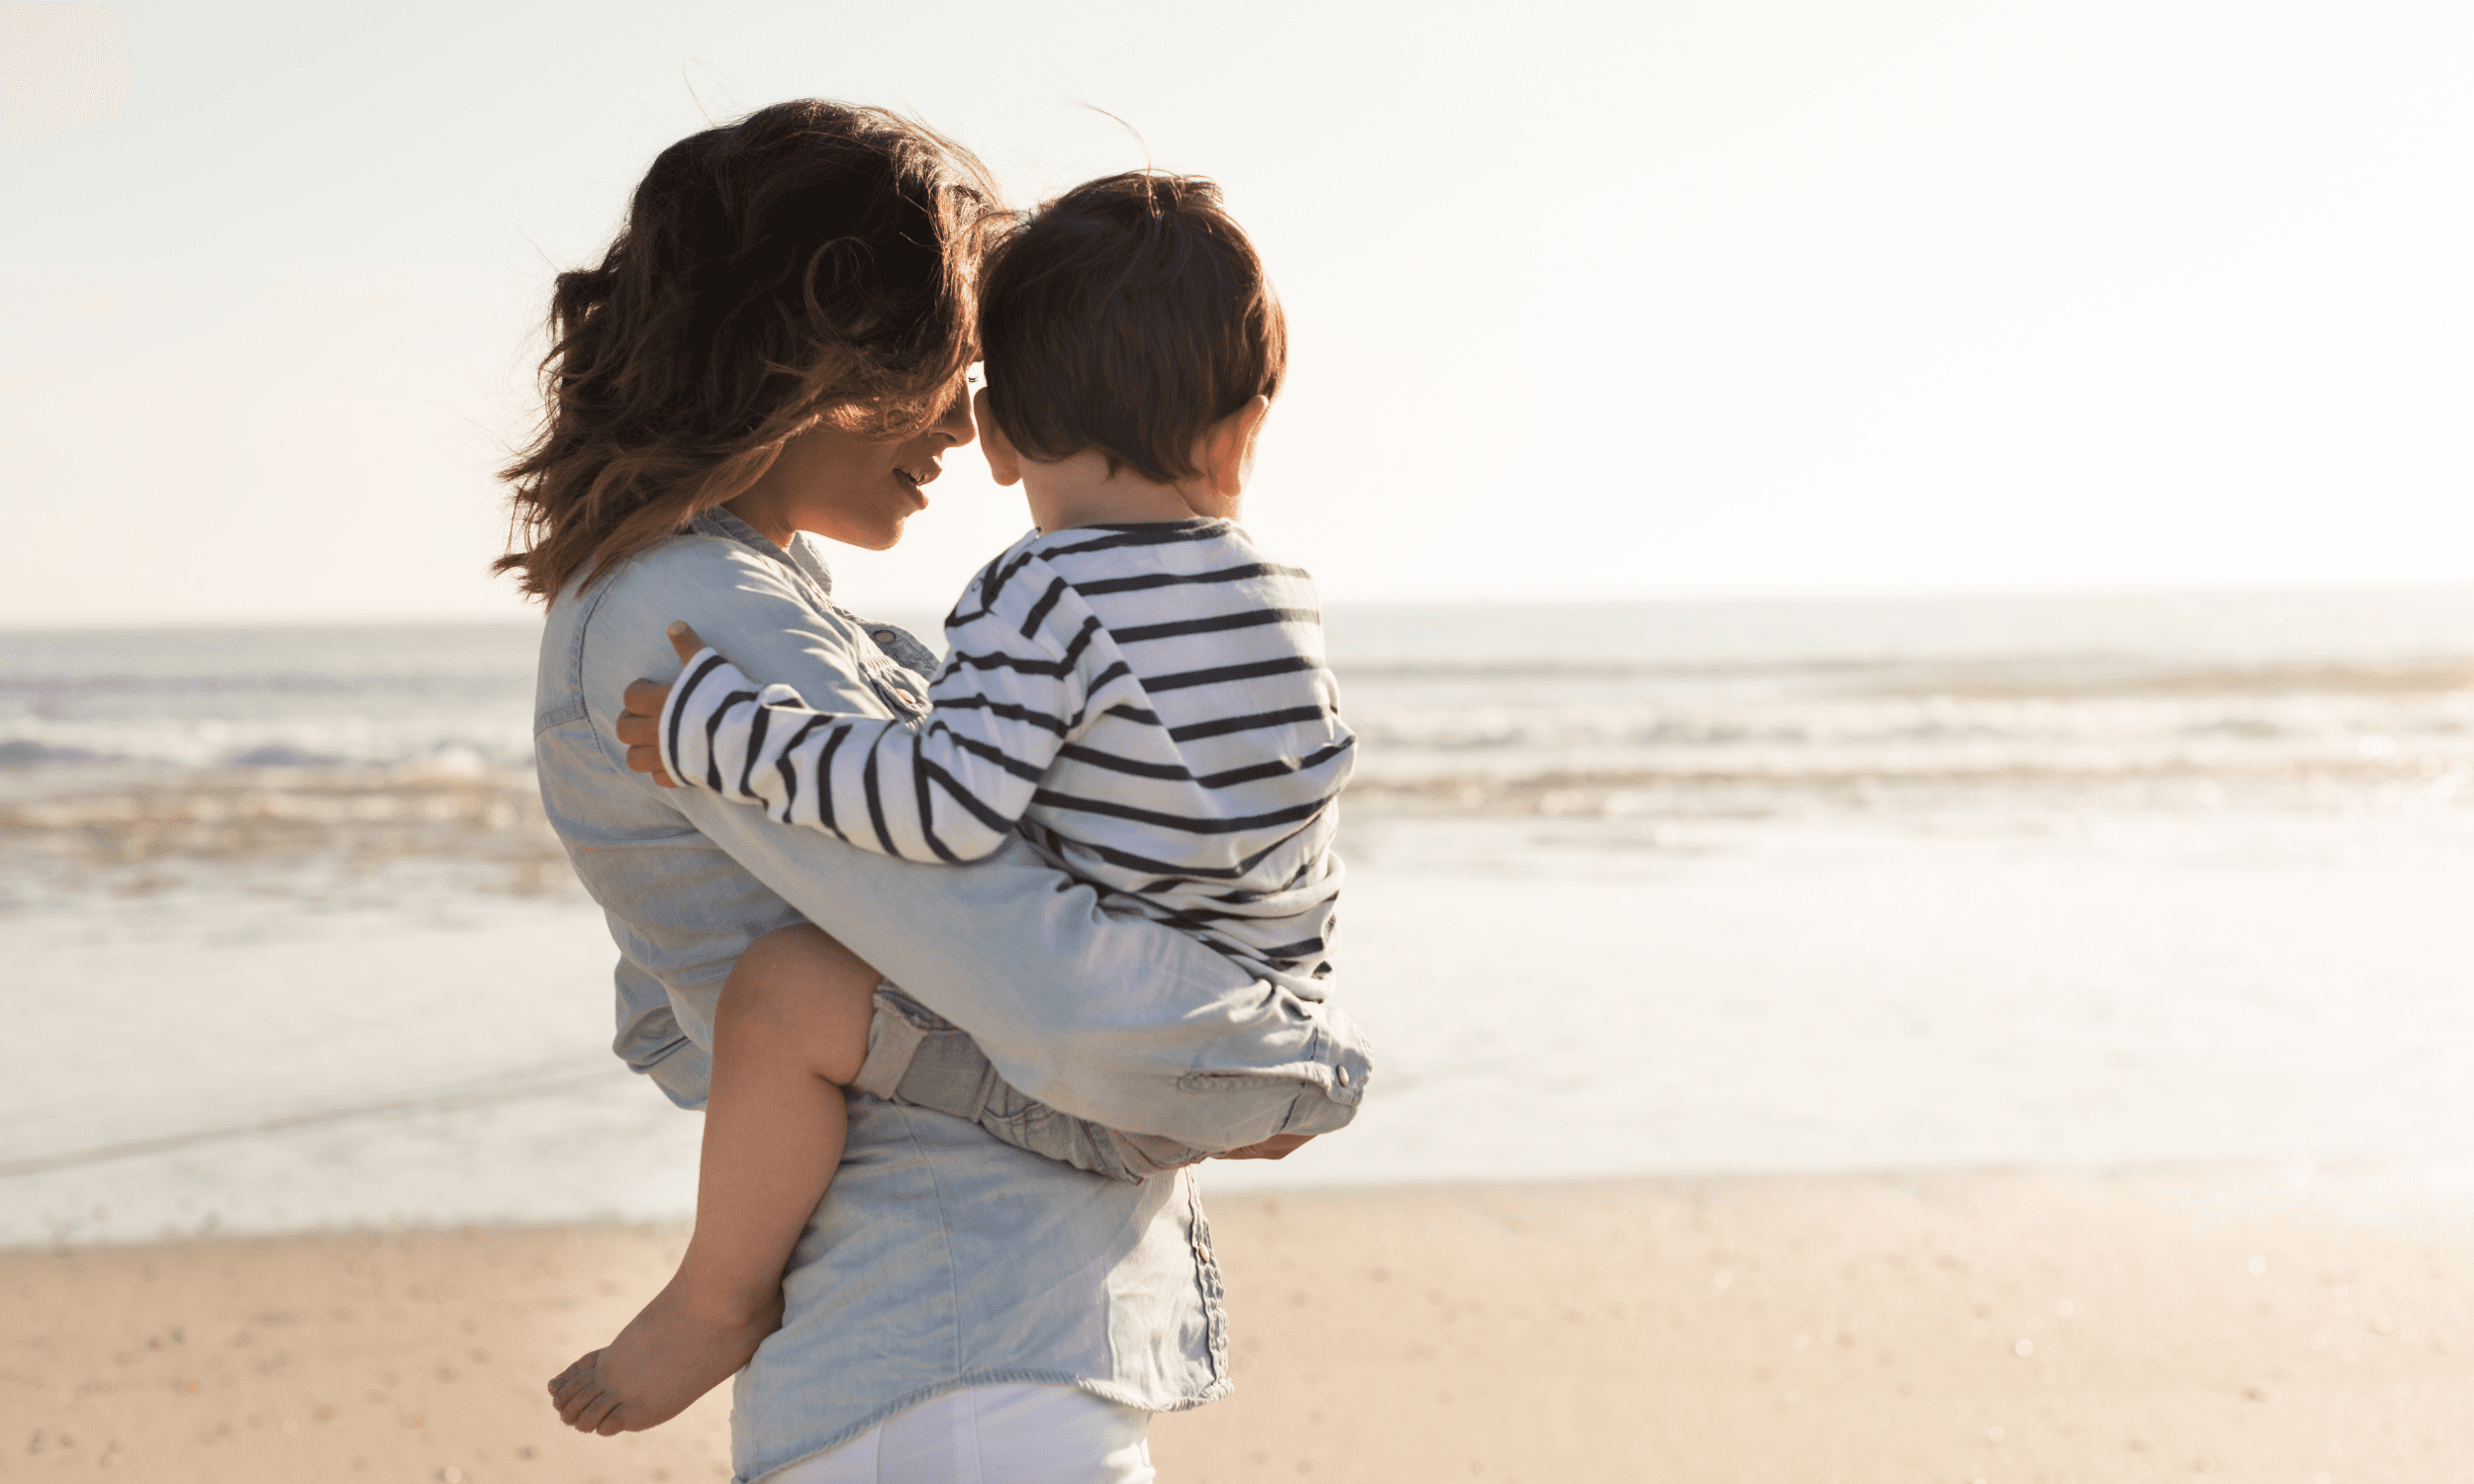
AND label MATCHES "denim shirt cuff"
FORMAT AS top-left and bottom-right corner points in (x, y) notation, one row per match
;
(1269, 1008), (1374, 1137)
